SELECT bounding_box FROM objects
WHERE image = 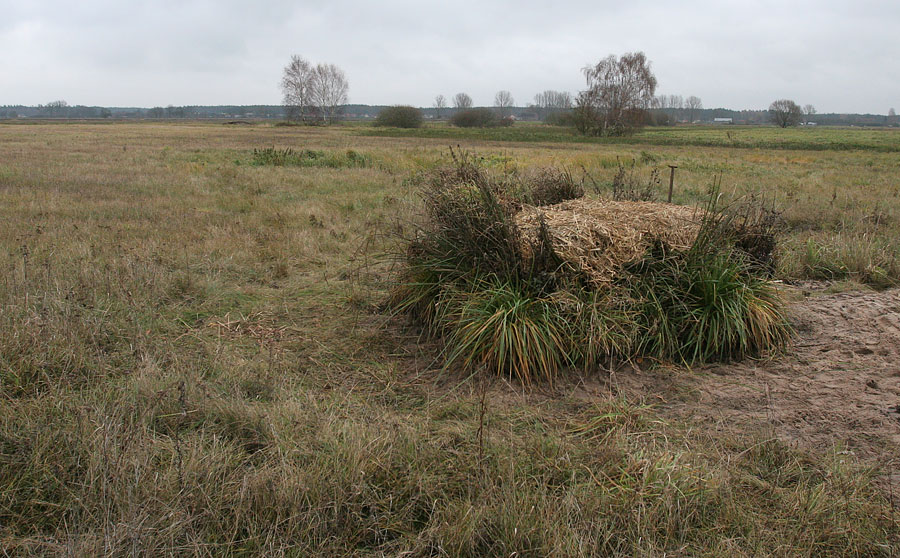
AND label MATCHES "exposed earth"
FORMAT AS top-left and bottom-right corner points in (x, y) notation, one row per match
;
(601, 286), (900, 489)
